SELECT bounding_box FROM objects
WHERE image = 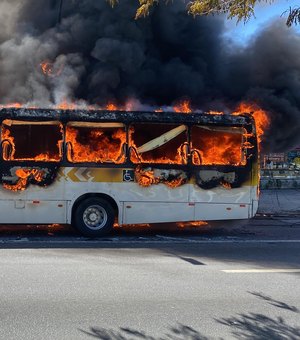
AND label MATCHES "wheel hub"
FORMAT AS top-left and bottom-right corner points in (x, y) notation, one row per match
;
(83, 205), (108, 230)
